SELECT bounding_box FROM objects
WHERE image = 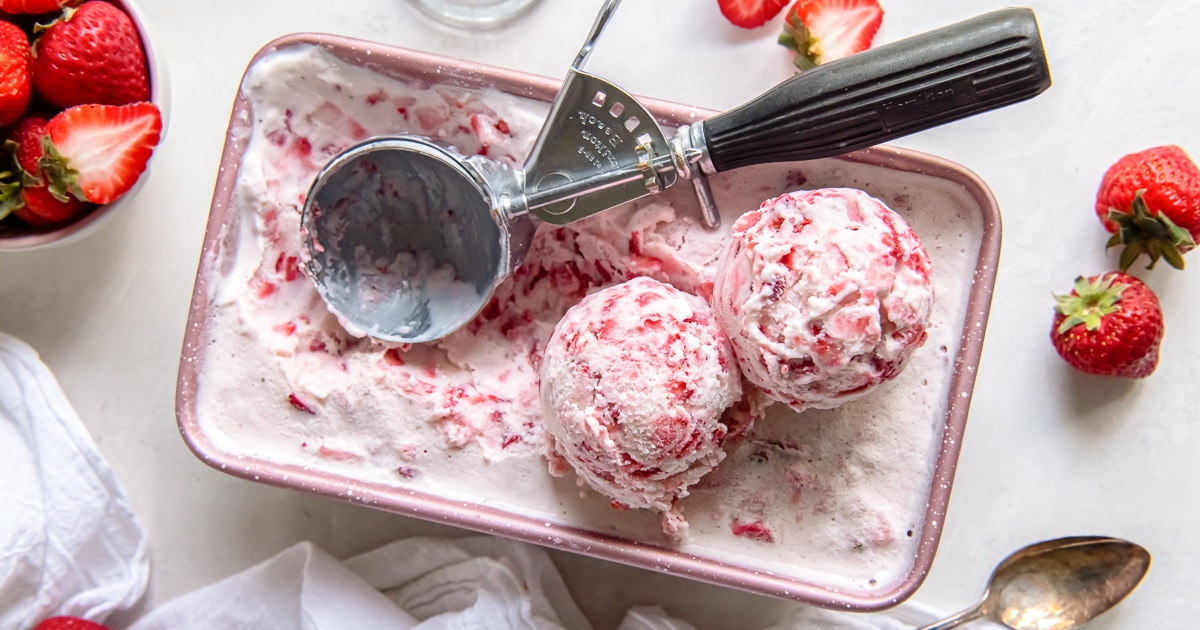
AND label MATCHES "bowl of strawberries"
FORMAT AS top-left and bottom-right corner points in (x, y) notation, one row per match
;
(0, 0), (166, 251)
